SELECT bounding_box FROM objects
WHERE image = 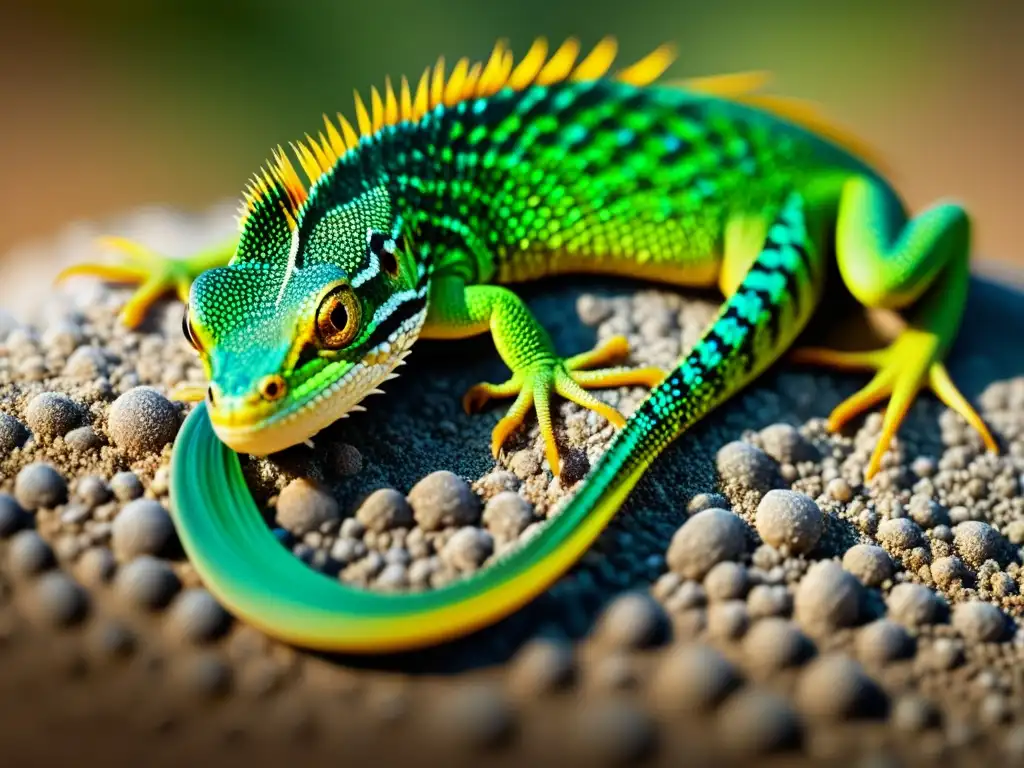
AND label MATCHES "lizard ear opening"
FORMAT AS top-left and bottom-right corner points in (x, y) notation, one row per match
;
(369, 231), (400, 277)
